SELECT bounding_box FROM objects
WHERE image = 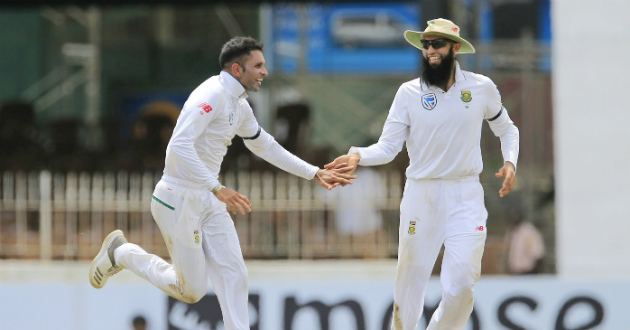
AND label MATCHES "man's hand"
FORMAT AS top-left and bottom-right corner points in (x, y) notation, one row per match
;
(214, 187), (252, 215)
(324, 153), (360, 175)
(495, 162), (516, 198)
(323, 153), (361, 188)
(314, 168), (356, 190)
